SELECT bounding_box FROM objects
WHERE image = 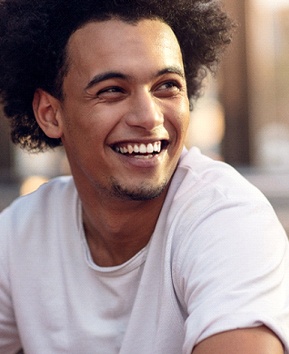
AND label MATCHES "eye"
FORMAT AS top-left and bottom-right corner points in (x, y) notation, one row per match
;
(96, 86), (127, 101)
(154, 80), (182, 98)
(159, 81), (179, 89)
